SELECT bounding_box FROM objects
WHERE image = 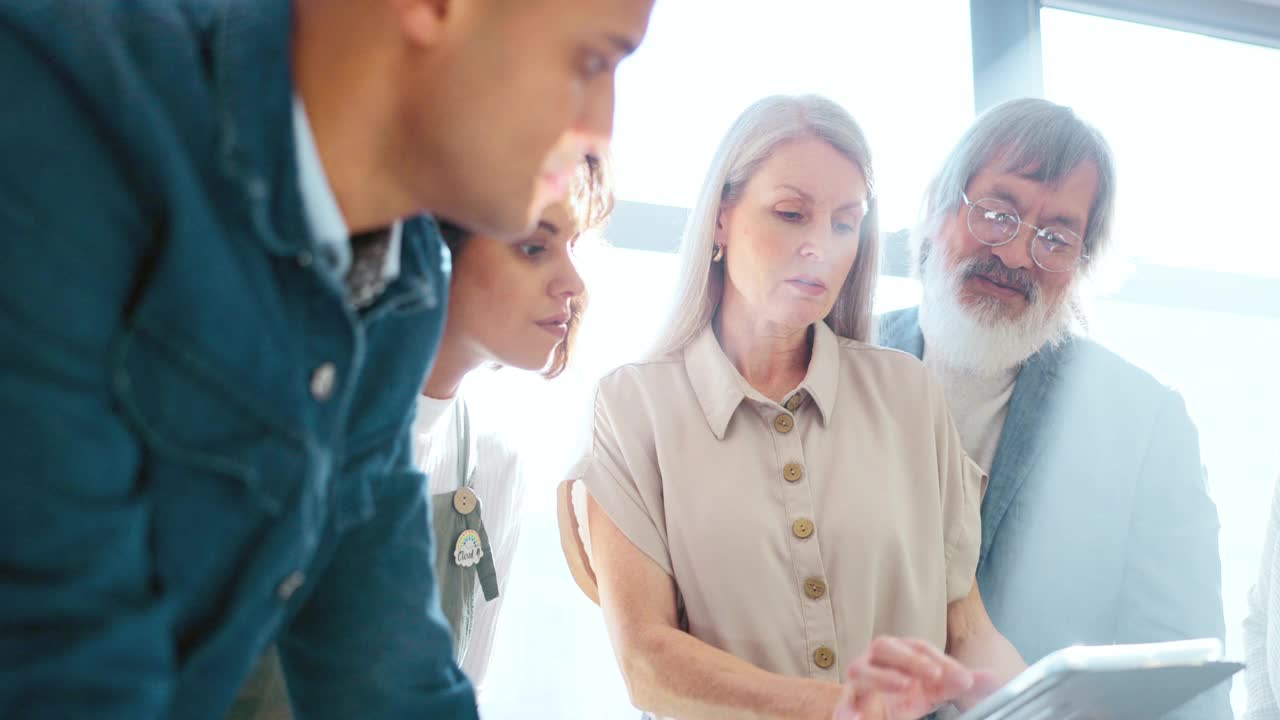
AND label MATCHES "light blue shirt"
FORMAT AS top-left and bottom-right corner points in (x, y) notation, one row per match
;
(292, 96), (401, 288)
